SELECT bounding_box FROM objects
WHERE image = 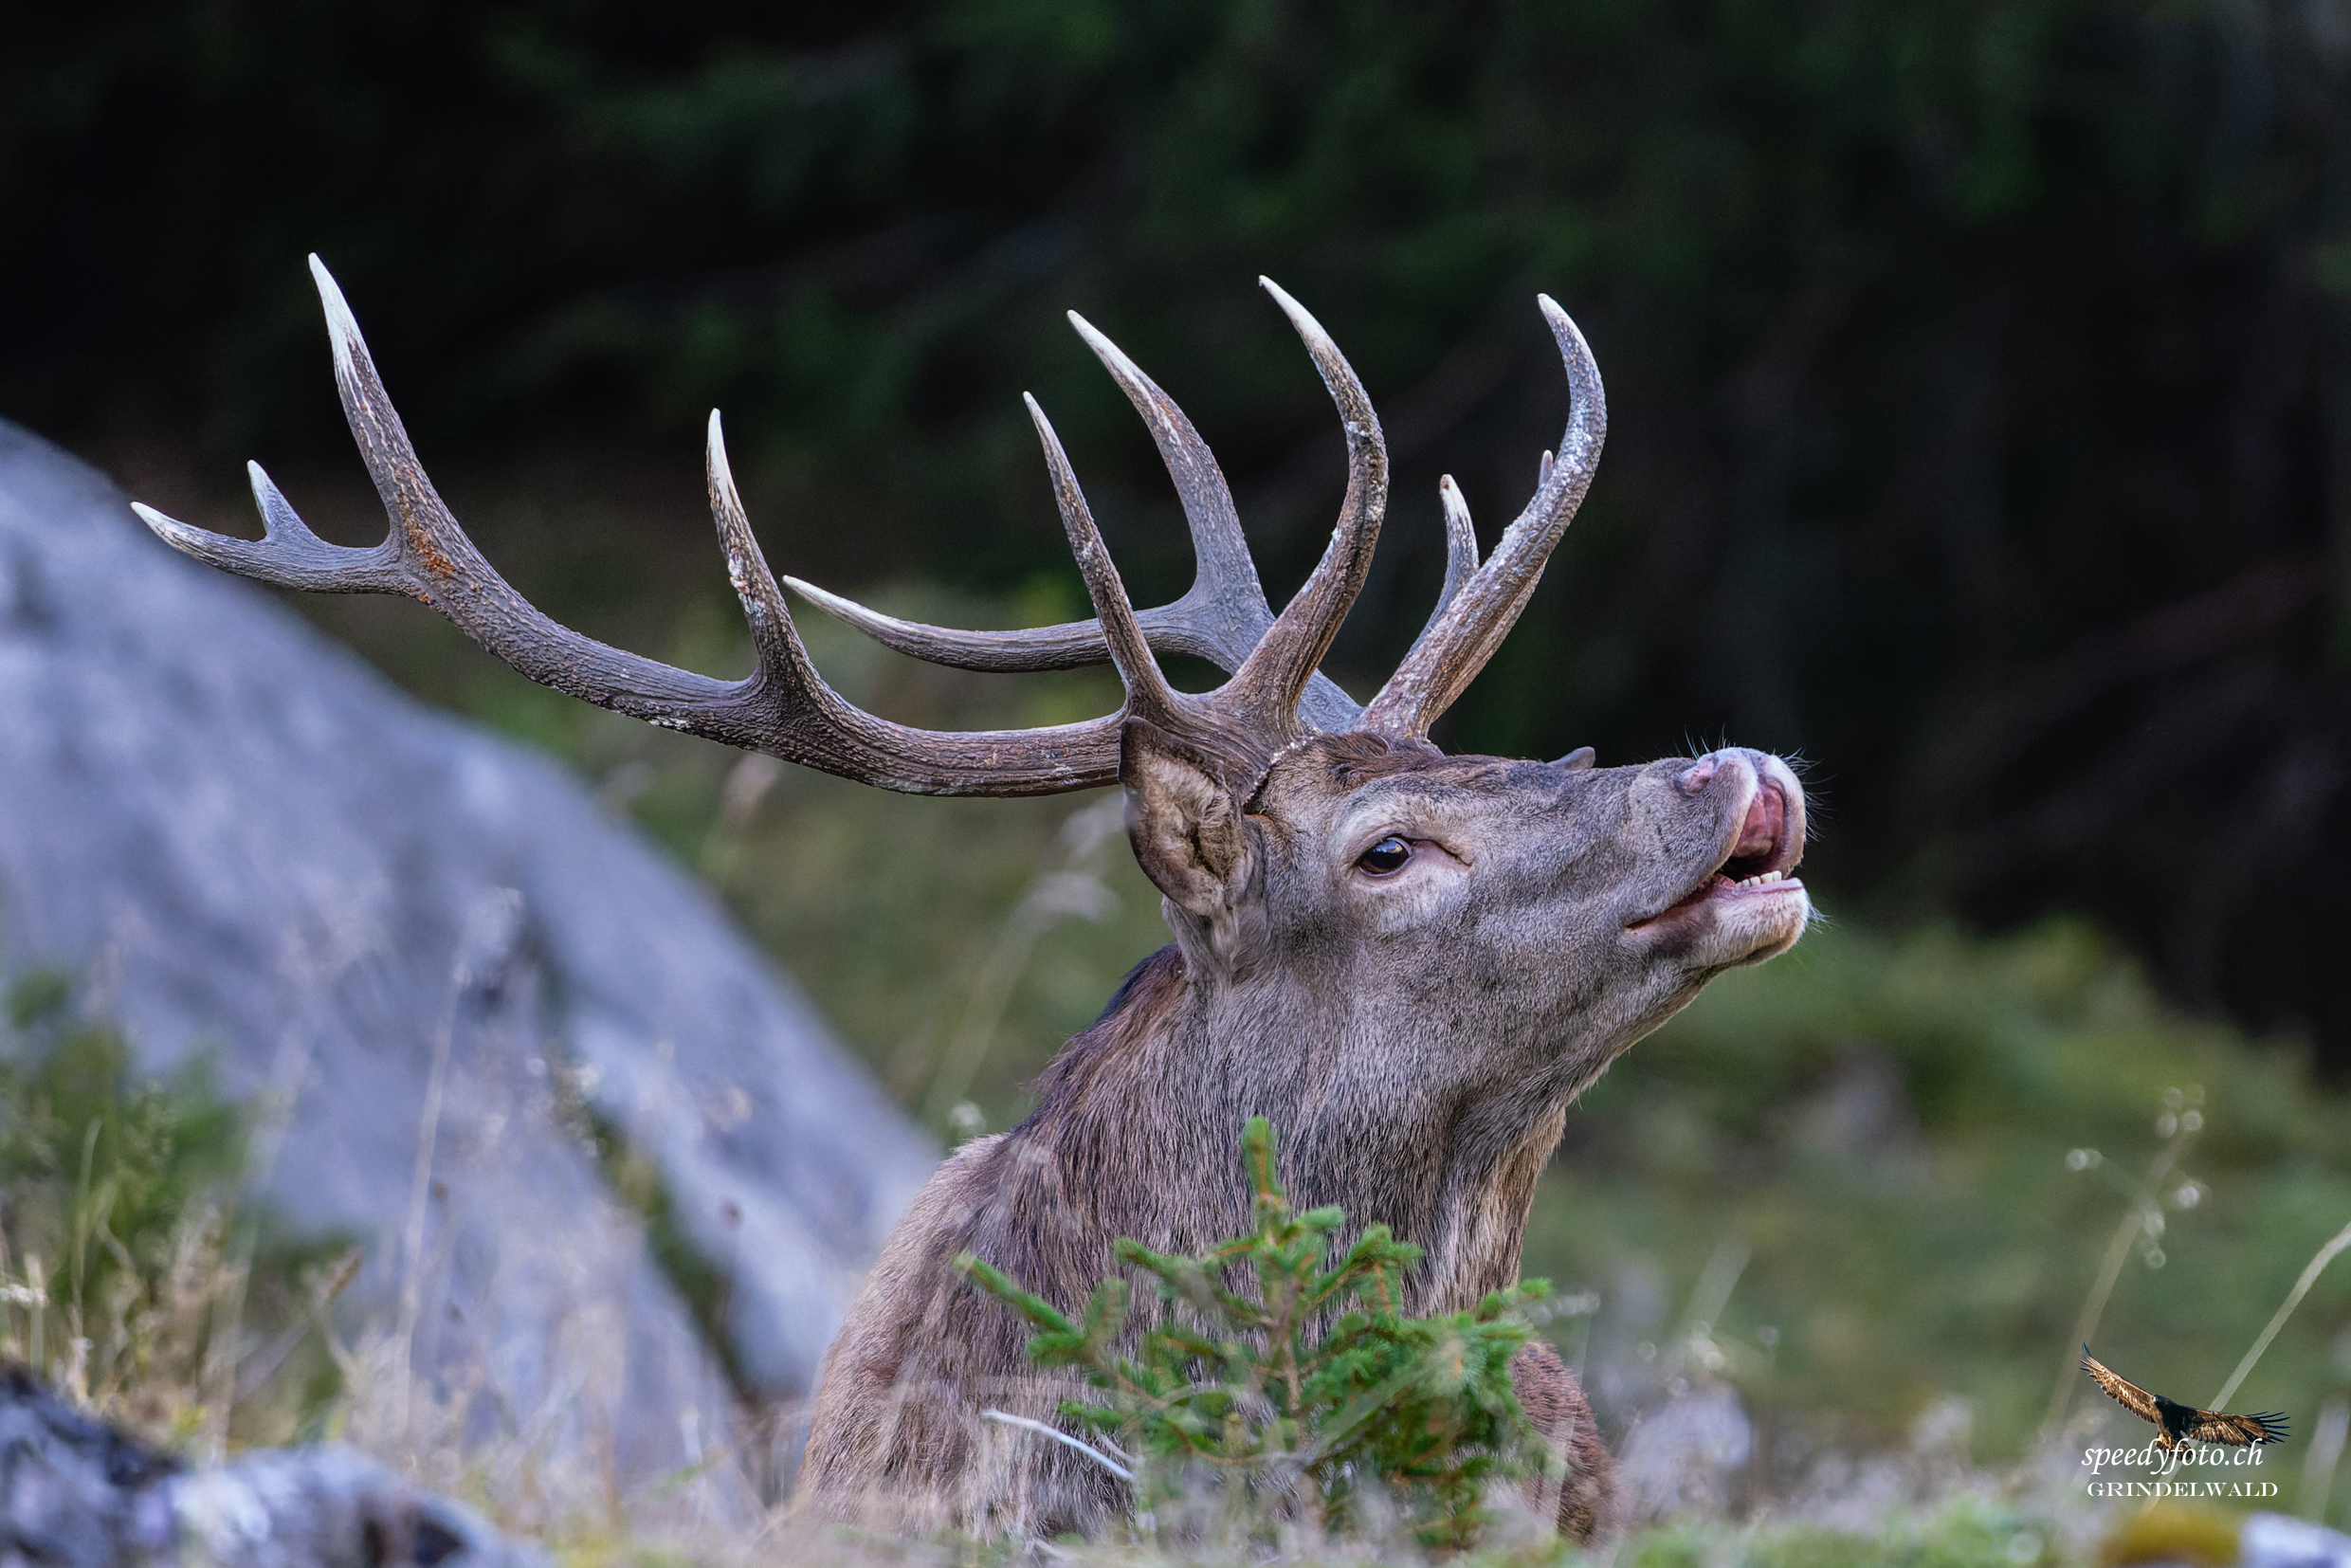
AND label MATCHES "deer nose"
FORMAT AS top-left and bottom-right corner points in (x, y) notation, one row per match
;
(1682, 748), (1807, 874)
